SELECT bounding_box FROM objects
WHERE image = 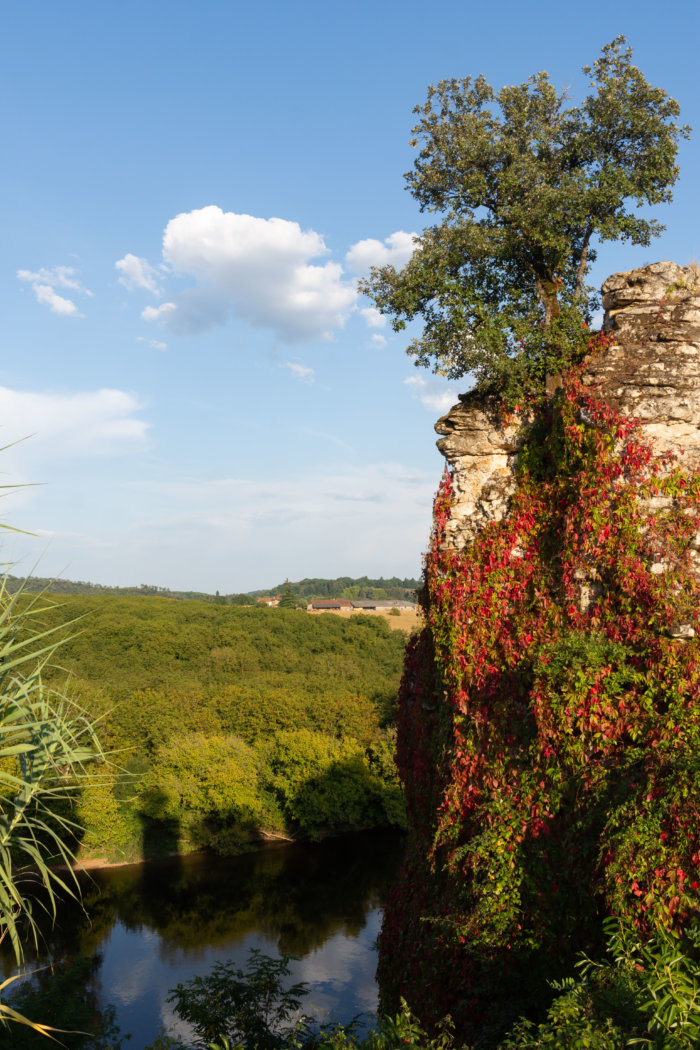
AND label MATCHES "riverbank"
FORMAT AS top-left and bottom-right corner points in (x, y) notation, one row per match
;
(63, 822), (385, 873)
